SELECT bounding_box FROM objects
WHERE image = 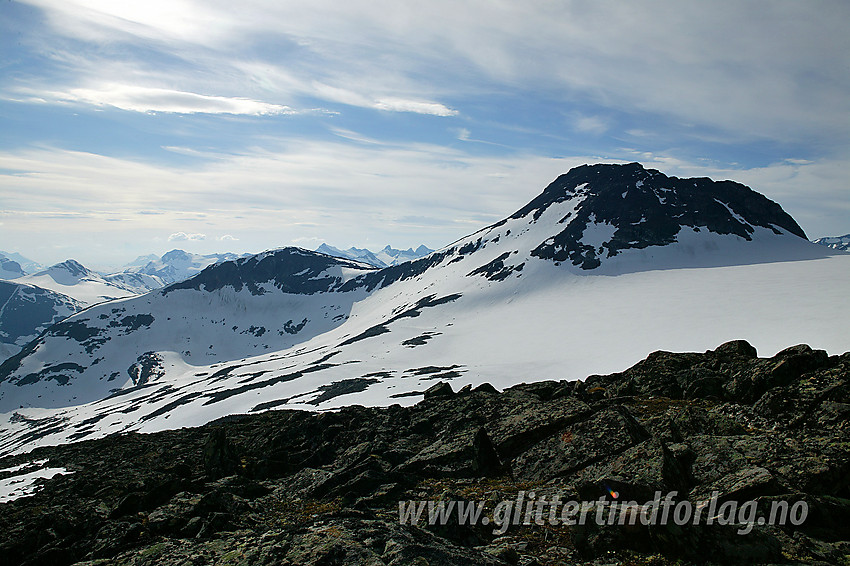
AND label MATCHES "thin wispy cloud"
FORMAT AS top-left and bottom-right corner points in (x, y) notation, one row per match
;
(573, 115), (609, 136)
(19, 85), (296, 116)
(373, 98), (456, 117)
